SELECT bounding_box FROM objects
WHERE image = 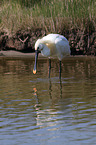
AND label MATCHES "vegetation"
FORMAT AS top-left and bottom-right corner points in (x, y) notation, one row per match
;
(0, 0), (96, 55)
(0, 0), (96, 35)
